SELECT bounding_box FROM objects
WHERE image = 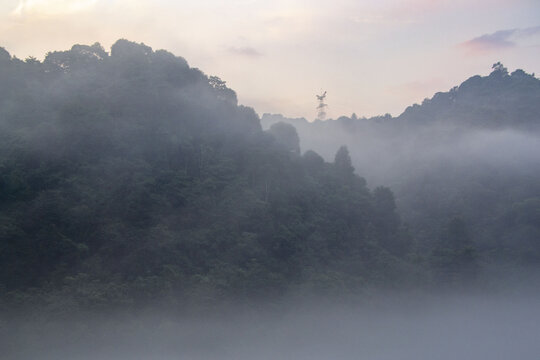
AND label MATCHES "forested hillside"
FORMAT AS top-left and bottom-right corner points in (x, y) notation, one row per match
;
(2, 42), (536, 313)
(0, 41), (421, 311)
(262, 64), (540, 279)
(399, 63), (540, 130)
